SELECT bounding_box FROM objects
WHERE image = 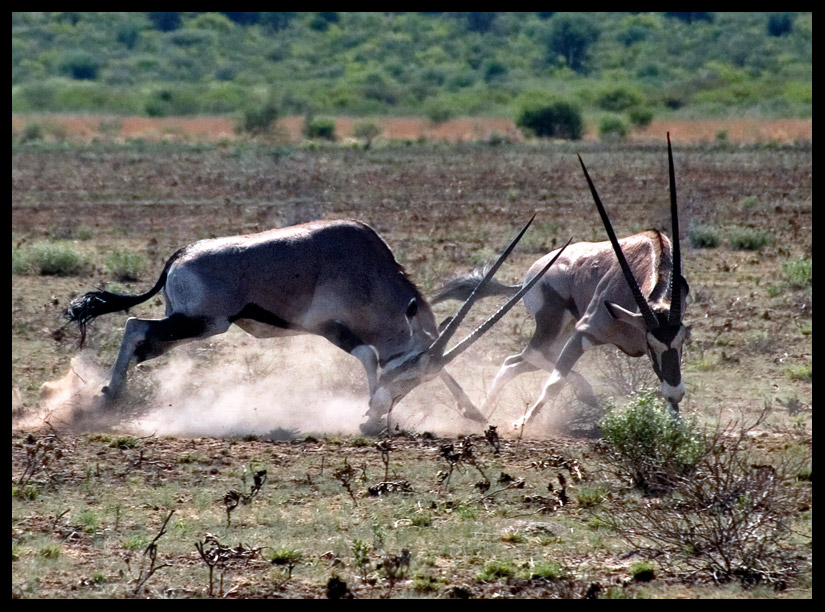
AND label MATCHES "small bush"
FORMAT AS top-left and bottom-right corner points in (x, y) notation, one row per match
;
(628, 106), (654, 129)
(477, 559), (517, 582)
(785, 364), (812, 382)
(240, 102), (280, 136)
(727, 227), (772, 251)
(305, 116), (336, 141)
(600, 389), (705, 494)
(105, 249), (146, 281)
(782, 258), (811, 288)
(353, 120), (382, 149)
(630, 561), (655, 582)
(689, 225), (722, 249)
(597, 86), (644, 112)
(516, 101), (584, 140)
(523, 561), (564, 580)
(12, 242), (89, 276)
(598, 115), (629, 141)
